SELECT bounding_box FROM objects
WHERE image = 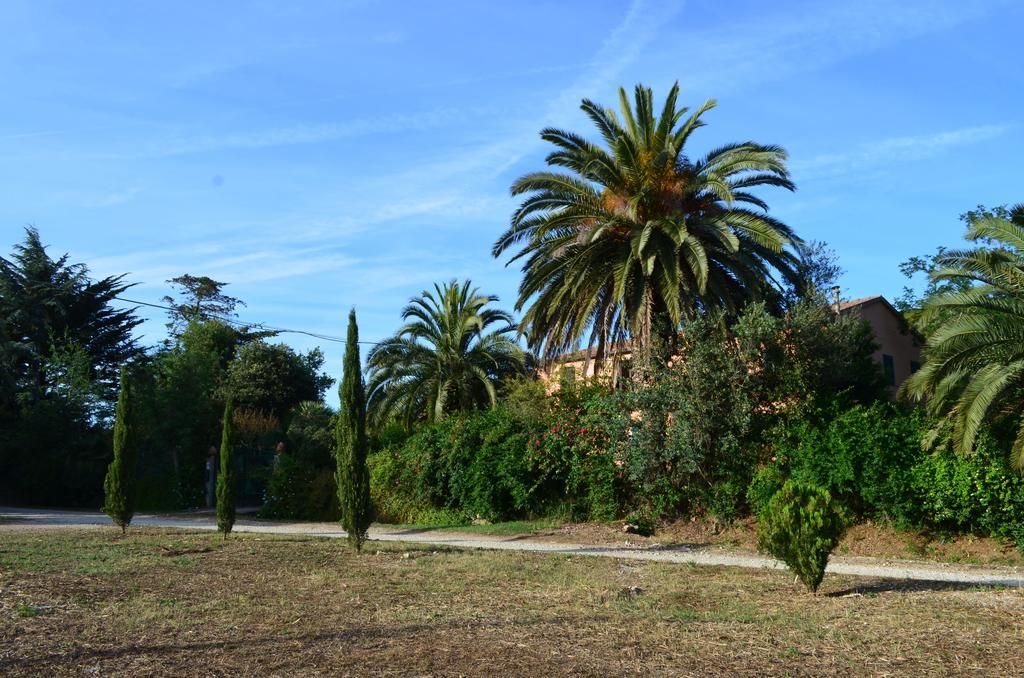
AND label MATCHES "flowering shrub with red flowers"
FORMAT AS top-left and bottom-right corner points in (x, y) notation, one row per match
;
(526, 414), (580, 490)
(526, 385), (627, 521)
